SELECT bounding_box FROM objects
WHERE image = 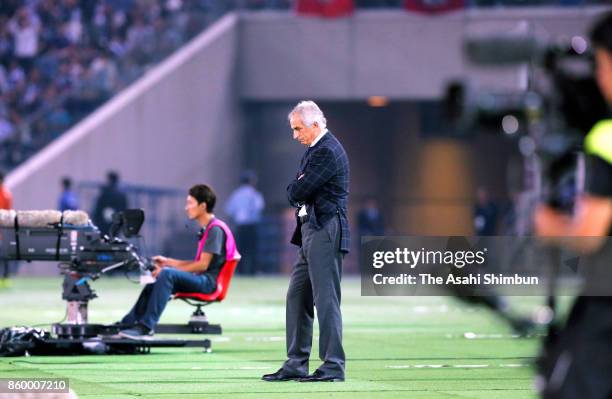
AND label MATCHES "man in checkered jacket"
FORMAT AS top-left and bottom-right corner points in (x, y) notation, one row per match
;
(263, 100), (350, 383)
